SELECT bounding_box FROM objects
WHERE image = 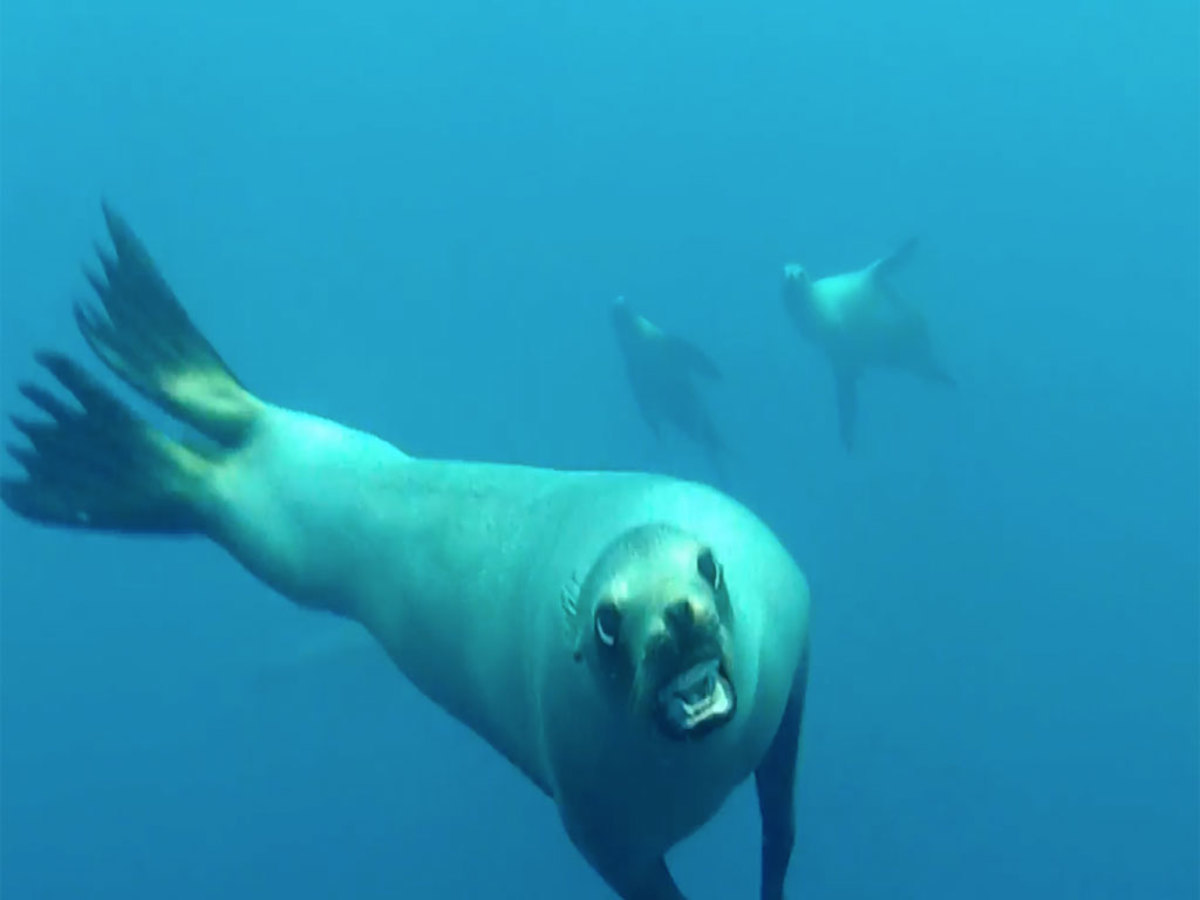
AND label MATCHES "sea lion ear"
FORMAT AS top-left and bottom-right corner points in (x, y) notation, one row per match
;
(697, 547), (722, 592)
